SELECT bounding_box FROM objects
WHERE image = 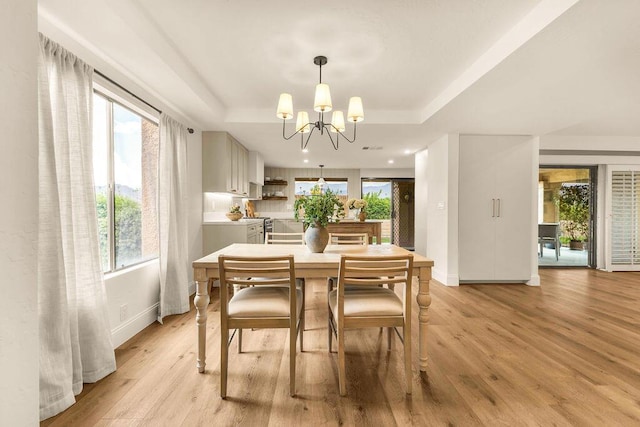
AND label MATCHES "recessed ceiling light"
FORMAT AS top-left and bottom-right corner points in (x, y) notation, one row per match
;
(404, 149), (412, 155)
(302, 148), (309, 153)
(303, 159), (309, 163)
(388, 159), (394, 164)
